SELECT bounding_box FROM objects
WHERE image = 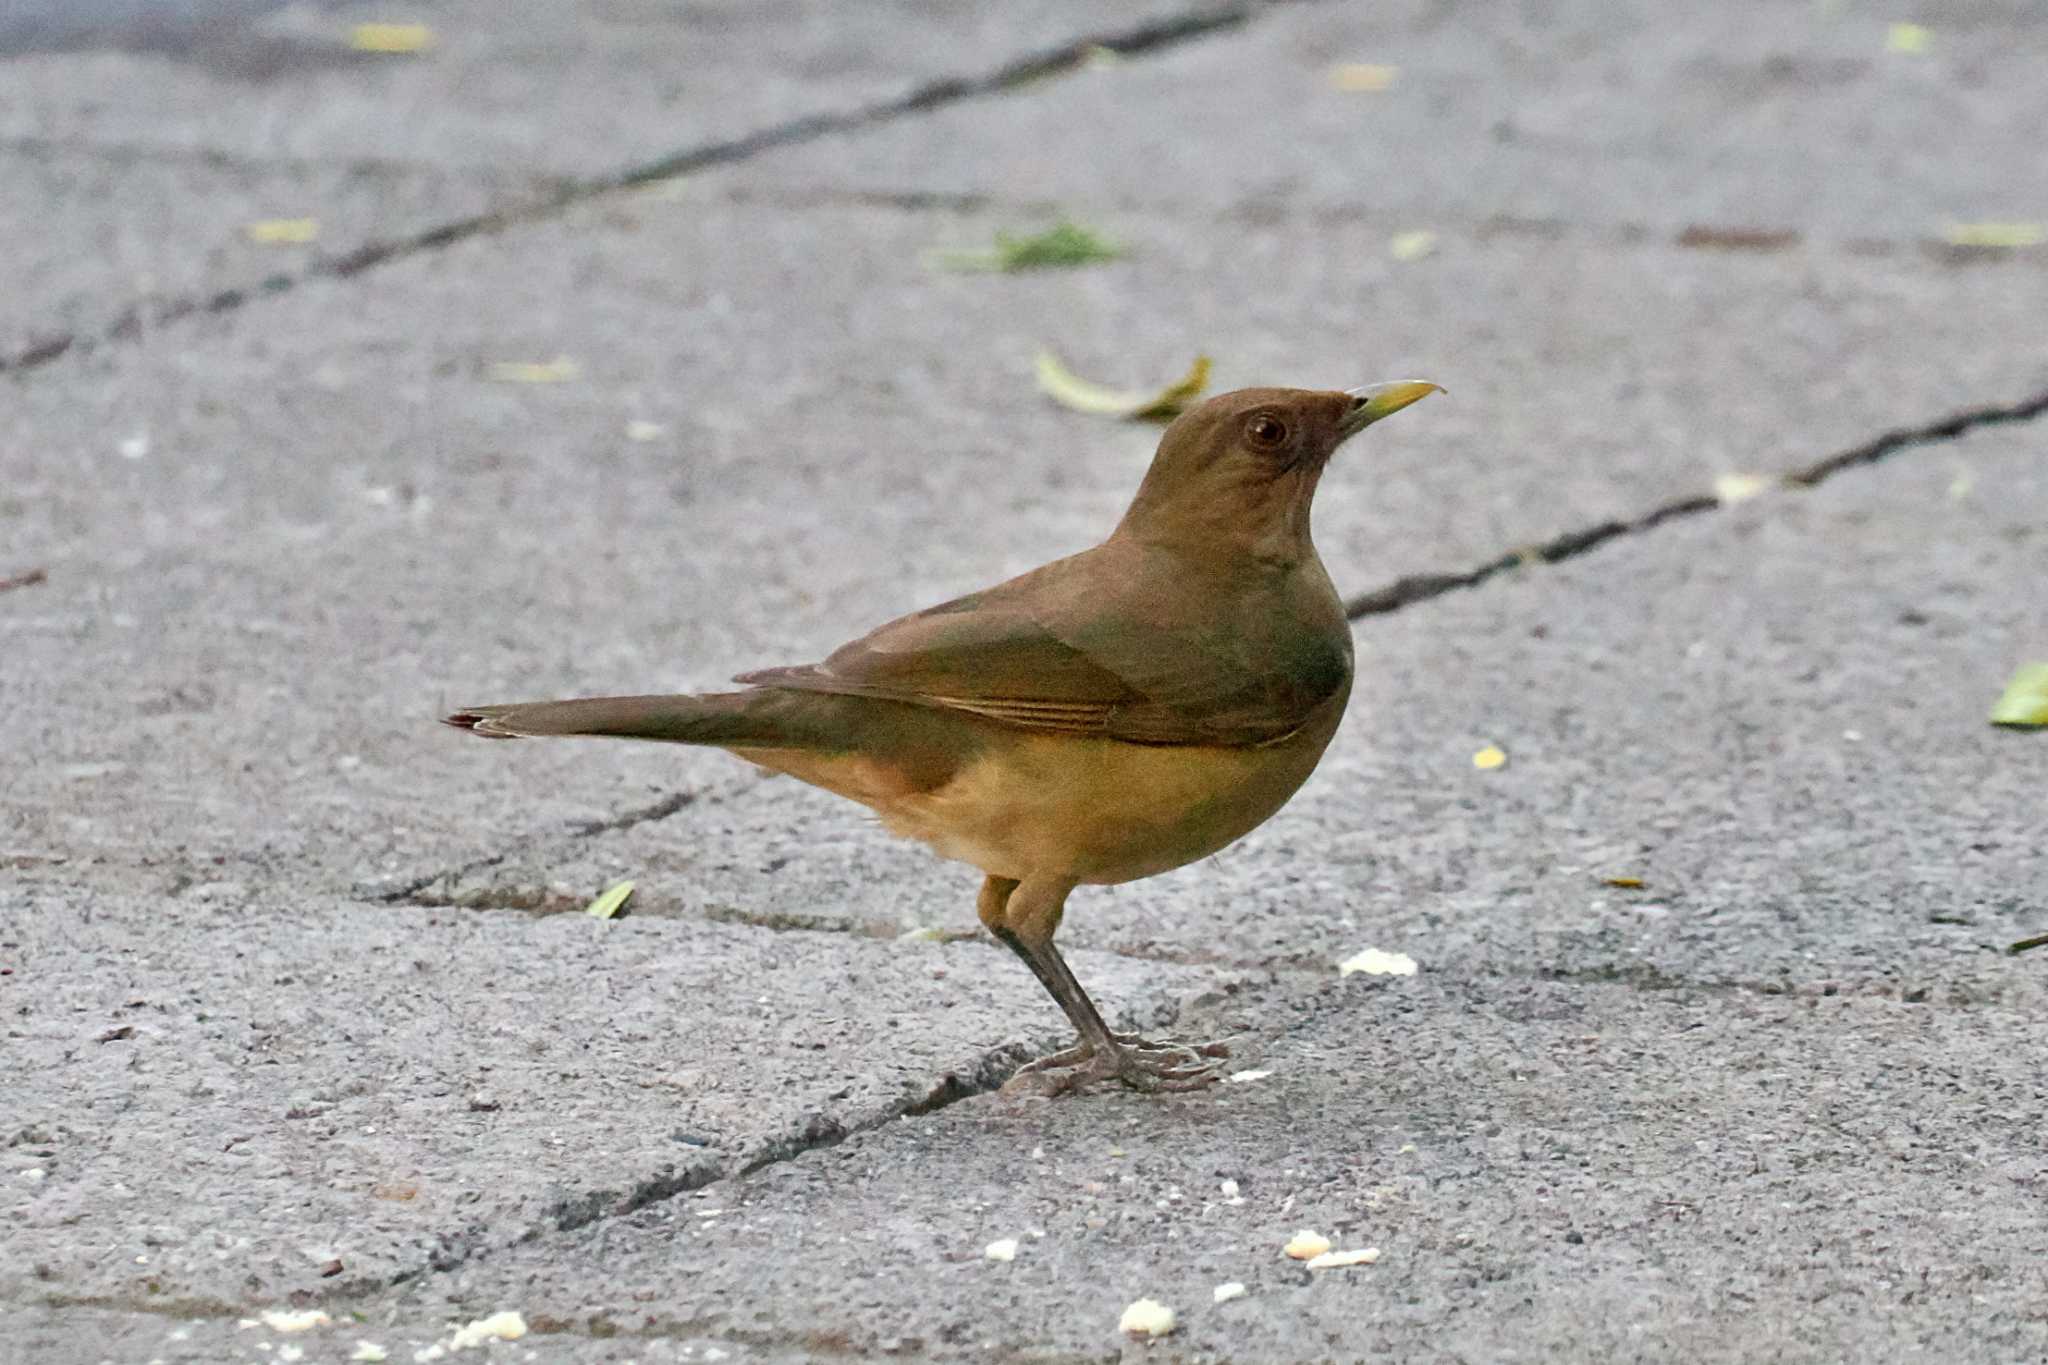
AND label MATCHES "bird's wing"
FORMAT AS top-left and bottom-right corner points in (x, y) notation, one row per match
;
(735, 544), (1351, 747)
